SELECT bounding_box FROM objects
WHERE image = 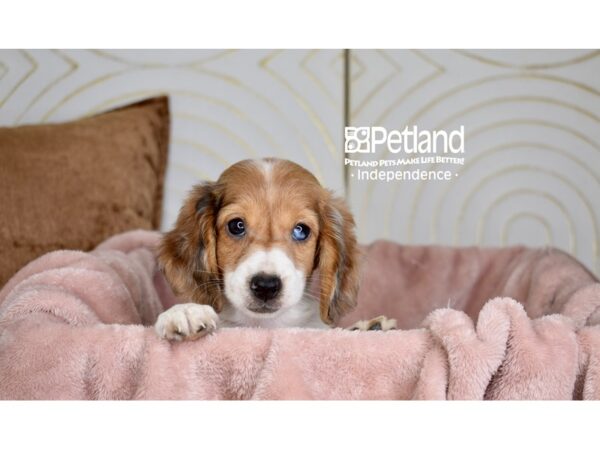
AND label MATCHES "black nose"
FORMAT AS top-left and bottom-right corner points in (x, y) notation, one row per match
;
(250, 274), (282, 301)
